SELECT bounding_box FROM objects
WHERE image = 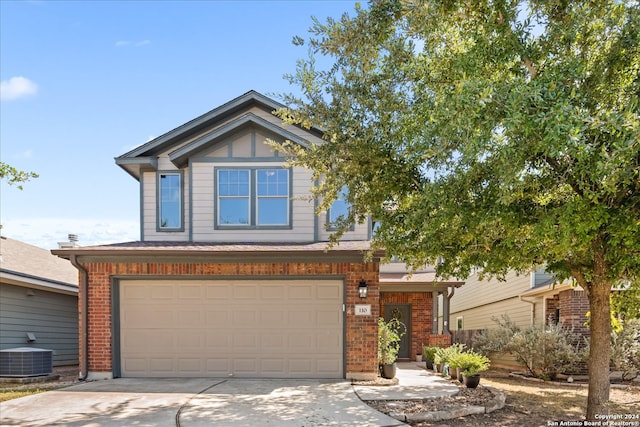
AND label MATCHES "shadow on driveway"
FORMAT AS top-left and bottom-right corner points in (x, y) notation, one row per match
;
(0, 378), (406, 427)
